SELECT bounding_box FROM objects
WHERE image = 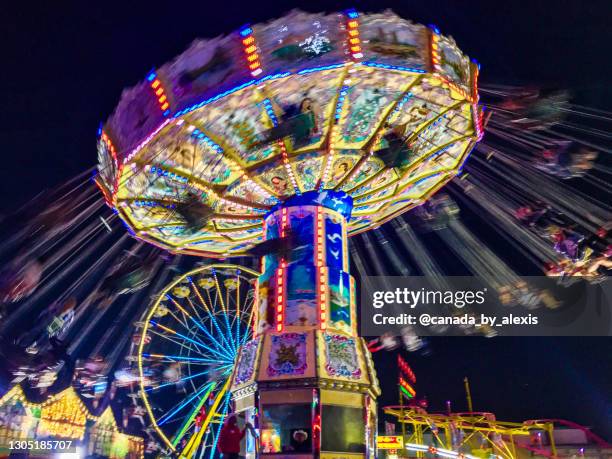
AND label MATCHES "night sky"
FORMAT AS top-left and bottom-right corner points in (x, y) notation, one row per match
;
(2, 0), (611, 440)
